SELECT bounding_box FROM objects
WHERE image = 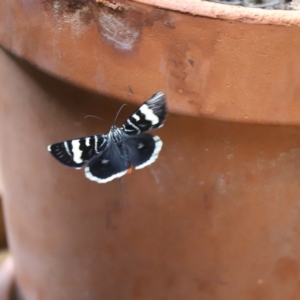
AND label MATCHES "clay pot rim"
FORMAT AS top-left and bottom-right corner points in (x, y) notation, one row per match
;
(134, 0), (300, 26)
